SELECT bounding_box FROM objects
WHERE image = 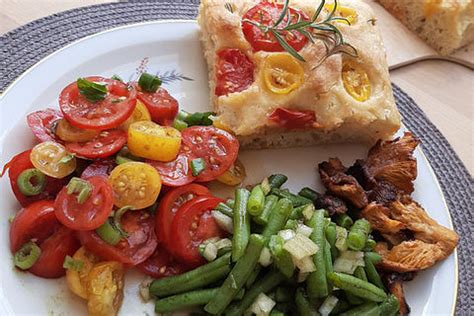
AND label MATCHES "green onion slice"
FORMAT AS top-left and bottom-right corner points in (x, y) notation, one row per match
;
(111, 74), (123, 82)
(138, 72), (162, 93)
(113, 205), (134, 237)
(63, 255), (84, 271)
(77, 78), (108, 102)
(191, 158), (206, 176)
(115, 147), (143, 165)
(17, 168), (46, 196)
(96, 219), (122, 246)
(66, 177), (93, 204)
(14, 241), (41, 270)
(172, 119), (188, 131)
